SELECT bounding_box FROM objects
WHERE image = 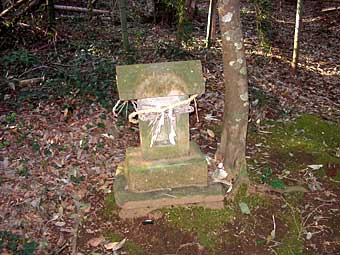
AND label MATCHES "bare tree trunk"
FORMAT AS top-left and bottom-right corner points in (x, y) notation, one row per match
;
(216, 0), (249, 193)
(47, 0), (55, 29)
(111, 0), (116, 24)
(291, 0), (303, 70)
(186, 0), (196, 20)
(211, 0), (217, 40)
(146, 0), (155, 21)
(206, 0), (217, 47)
(87, 0), (93, 20)
(118, 0), (129, 52)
